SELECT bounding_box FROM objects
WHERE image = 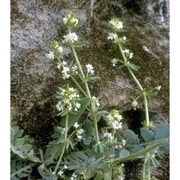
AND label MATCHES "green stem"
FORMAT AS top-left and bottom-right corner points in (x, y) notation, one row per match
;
(118, 43), (143, 91)
(71, 46), (92, 98)
(54, 113), (69, 174)
(70, 75), (88, 97)
(143, 92), (150, 126)
(142, 160), (146, 180)
(11, 163), (35, 177)
(69, 30), (100, 144)
(118, 42), (150, 126)
(147, 154), (151, 180)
